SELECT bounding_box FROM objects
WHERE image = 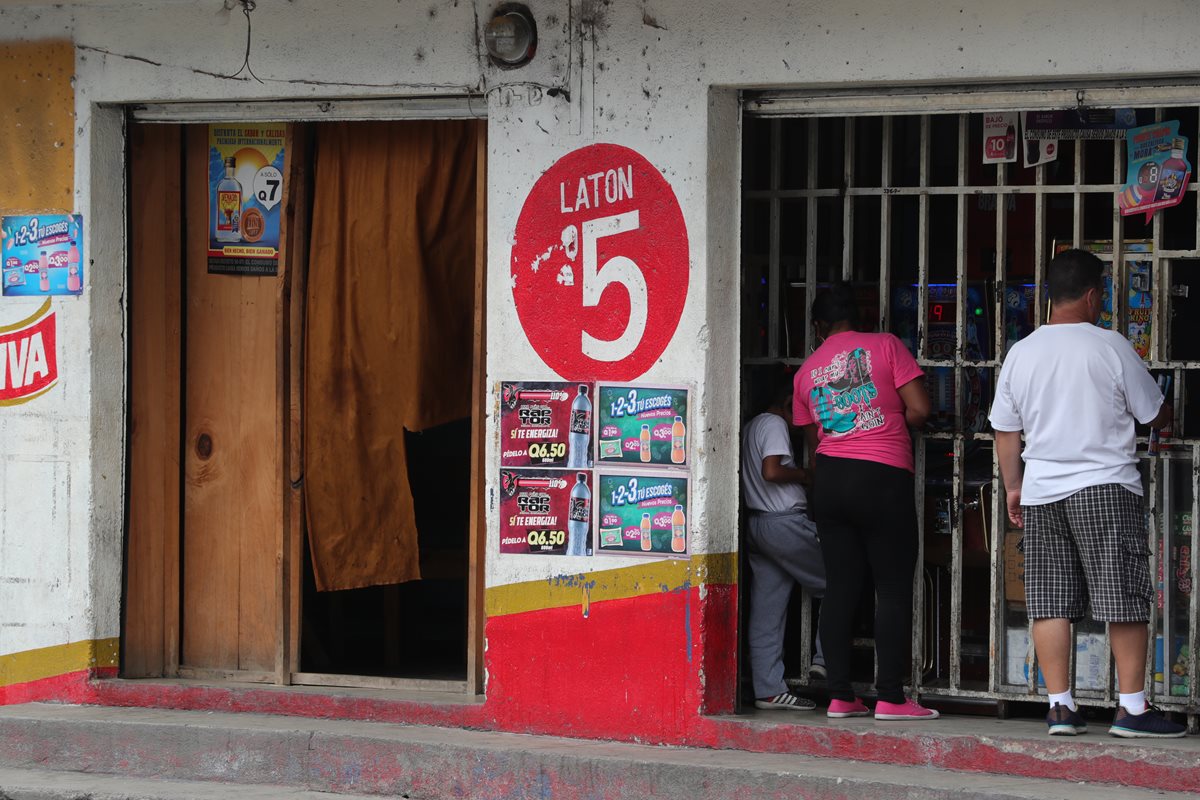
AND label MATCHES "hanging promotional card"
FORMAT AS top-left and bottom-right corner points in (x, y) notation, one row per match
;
(983, 112), (1018, 164)
(1, 215), (83, 297)
(595, 383), (690, 466)
(498, 468), (592, 556)
(1020, 113), (1058, 168)
(596, 470), (689, 558)
(207, 125), (285, 276)
(1024, 108), (1137, 140)
(1118, 121), (1192, 222)
(499, 381), (593, 468)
